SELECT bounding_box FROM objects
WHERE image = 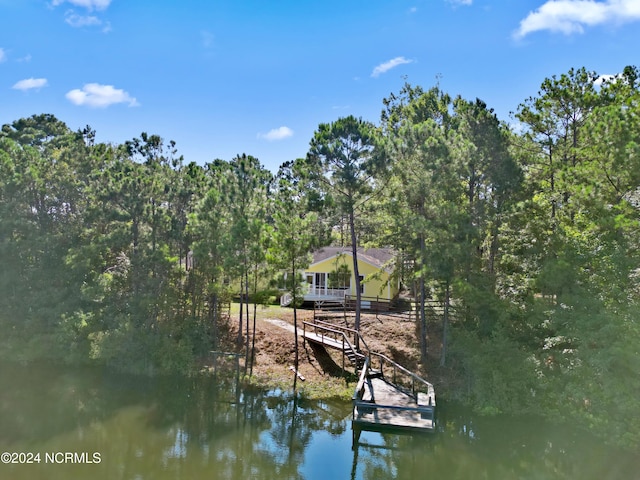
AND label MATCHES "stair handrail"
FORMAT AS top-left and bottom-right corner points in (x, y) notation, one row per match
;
(310, 318), (371, 358)
(302, 321), (360, 357)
